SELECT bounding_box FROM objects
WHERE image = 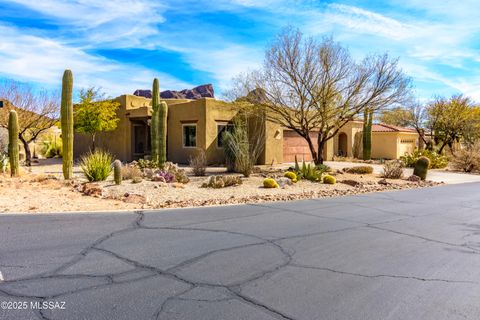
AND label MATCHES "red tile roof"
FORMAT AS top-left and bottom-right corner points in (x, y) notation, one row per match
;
(372, 123), (417, 133)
